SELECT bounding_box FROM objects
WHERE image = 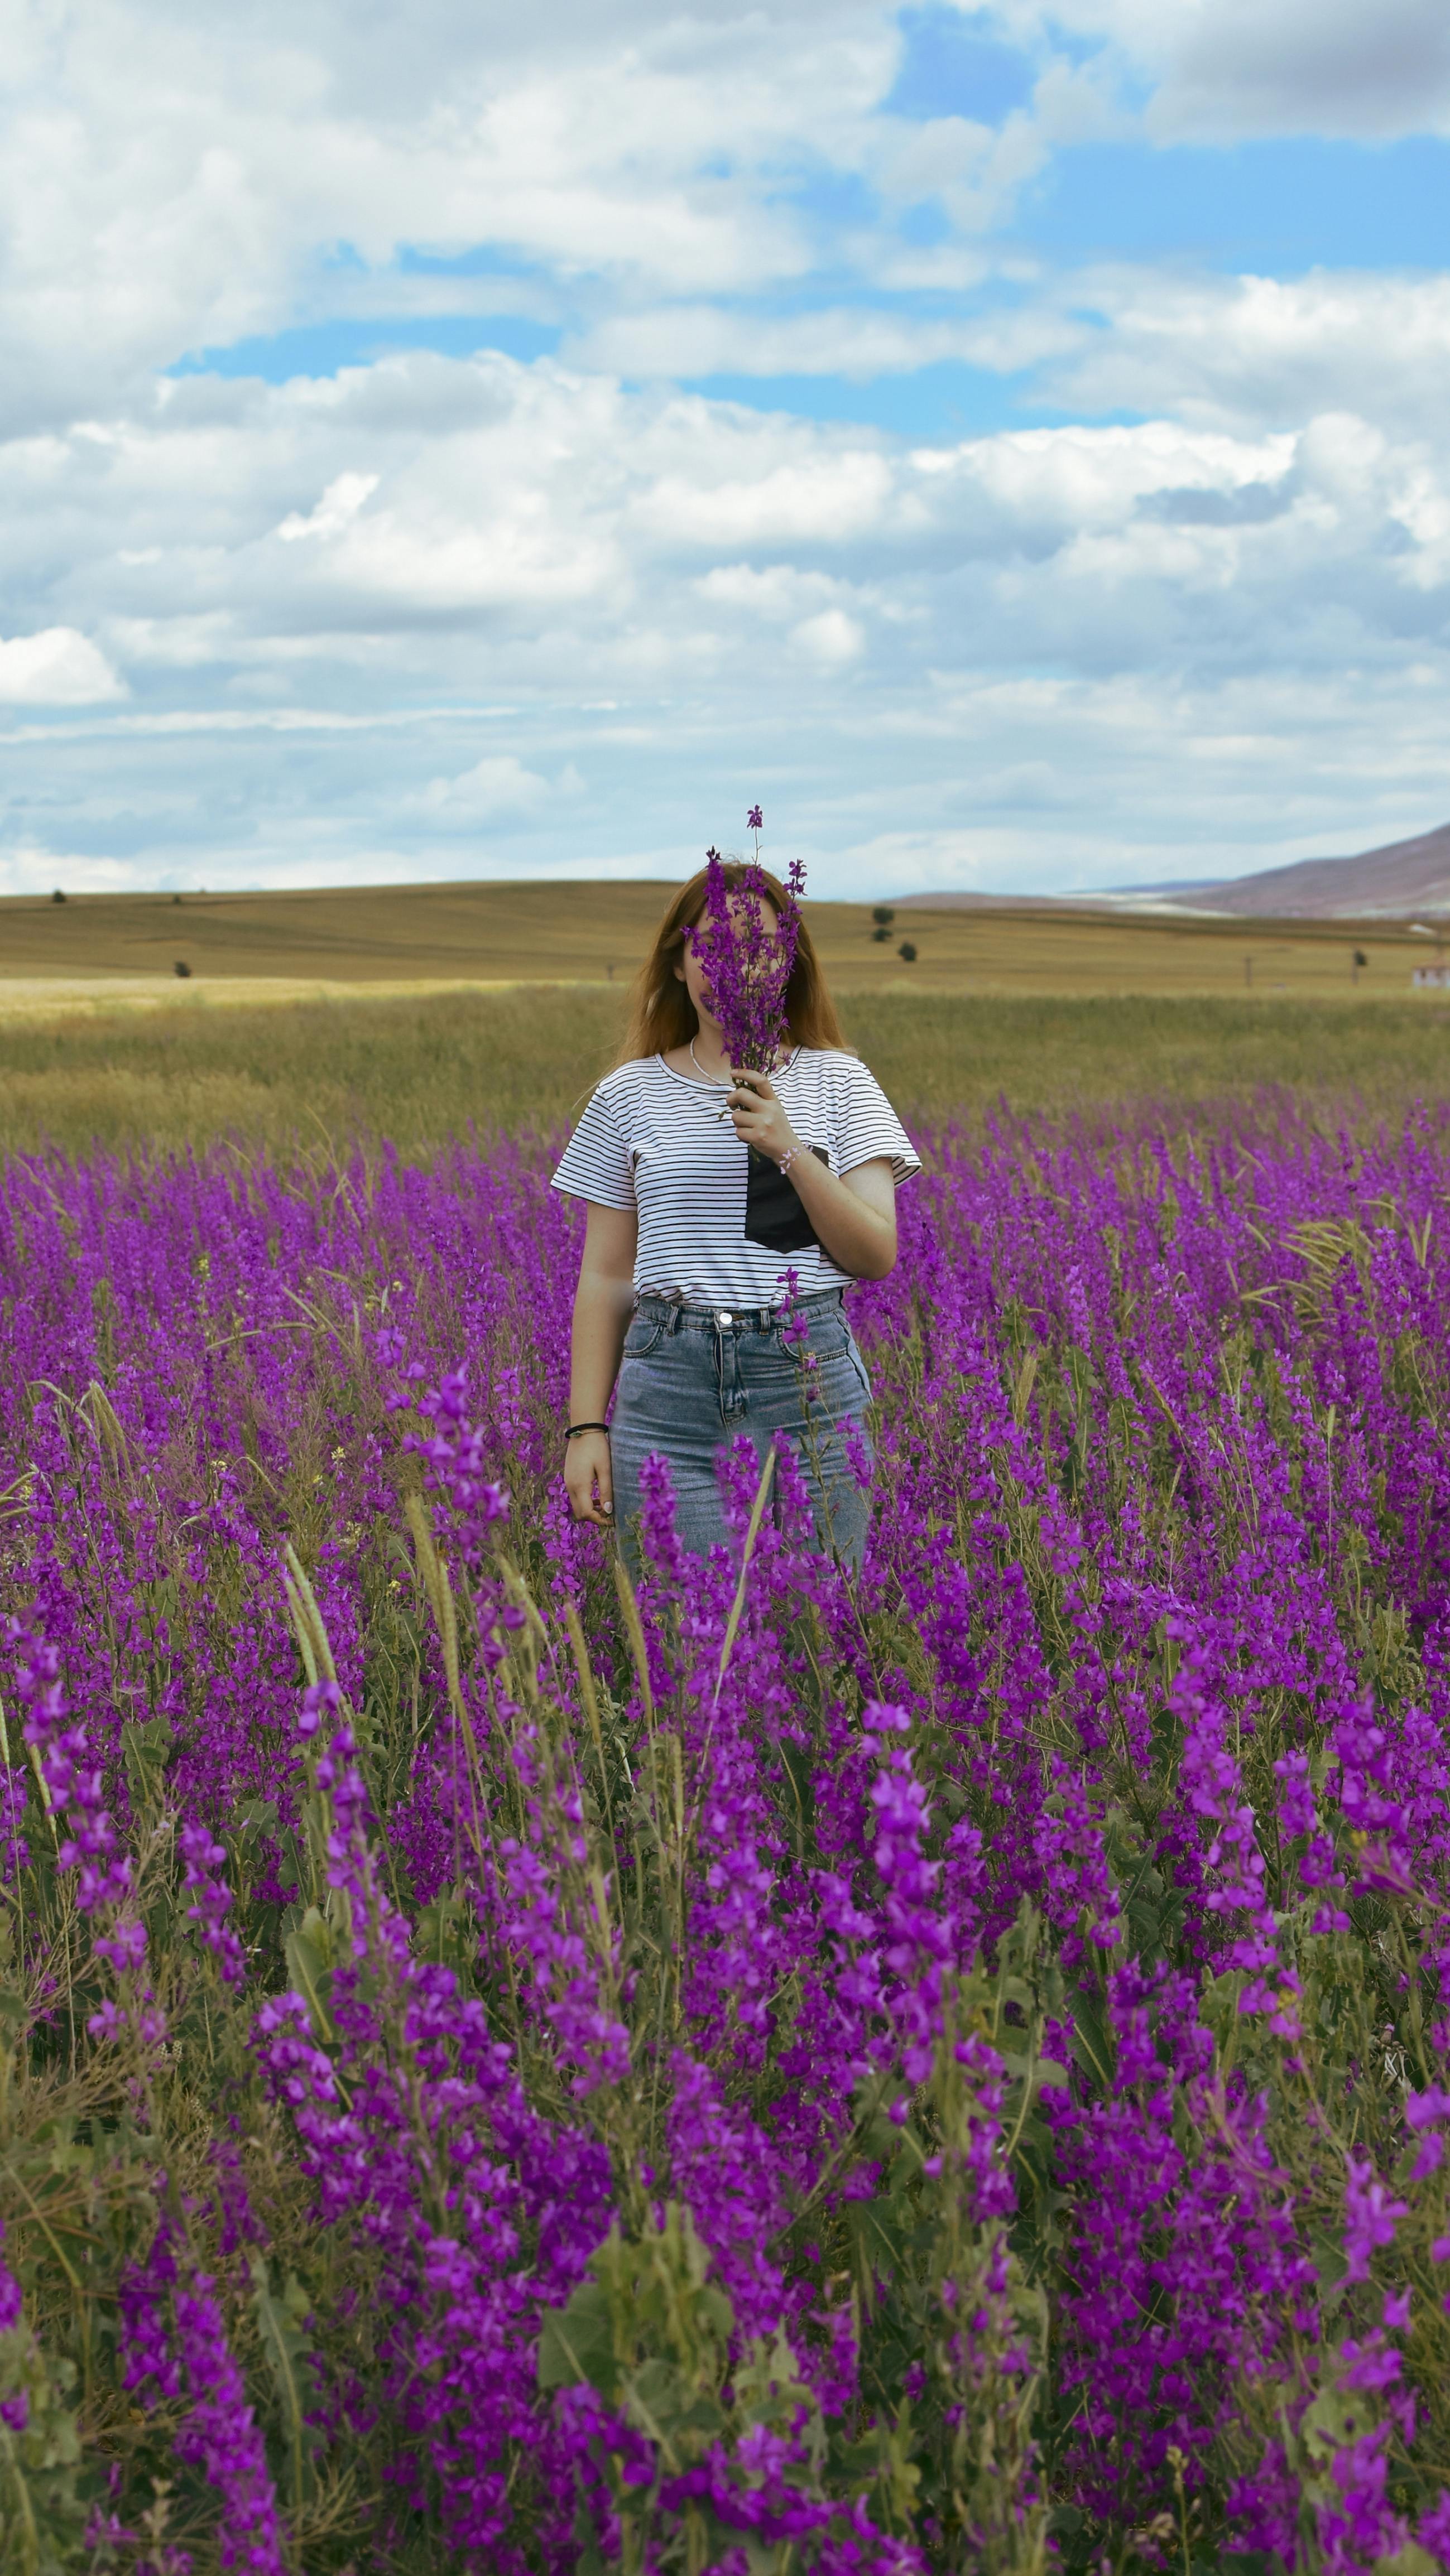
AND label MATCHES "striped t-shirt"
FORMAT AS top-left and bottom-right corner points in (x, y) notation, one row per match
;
(550, 1048), (920, 1304)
